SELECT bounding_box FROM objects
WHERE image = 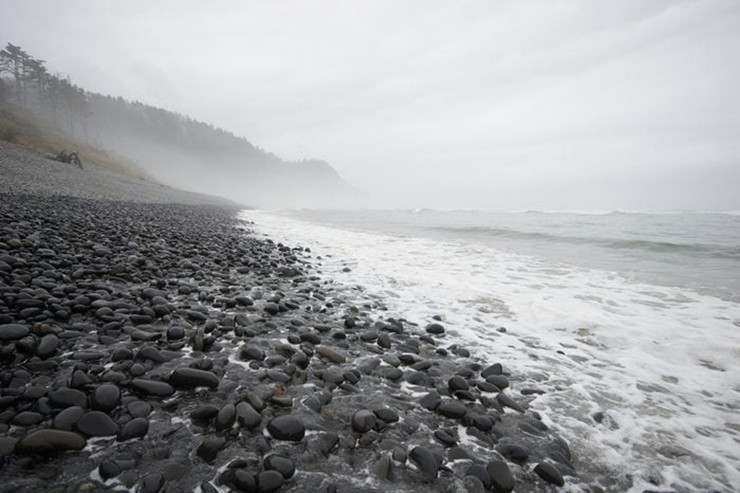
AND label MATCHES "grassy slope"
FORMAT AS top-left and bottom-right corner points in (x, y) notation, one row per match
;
(0, 105), (154, 182)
